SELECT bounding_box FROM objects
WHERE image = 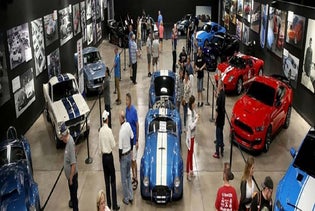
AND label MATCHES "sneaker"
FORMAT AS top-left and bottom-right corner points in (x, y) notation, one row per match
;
(122, 199), (129, 205)
(116, 100), (121, 105)
(197, 102), (200, 107)
(200, 102), (204, 107)
(115, 99), (119, 102)
(212, 153), (220, 159)
(113, 205), (120, 210)
(129, 199), (133, 204)
(148, 72), (152, 77)
(68, 200), (73, 208)
(187, 174), (191, 181)
(113, 91), (117, 94)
